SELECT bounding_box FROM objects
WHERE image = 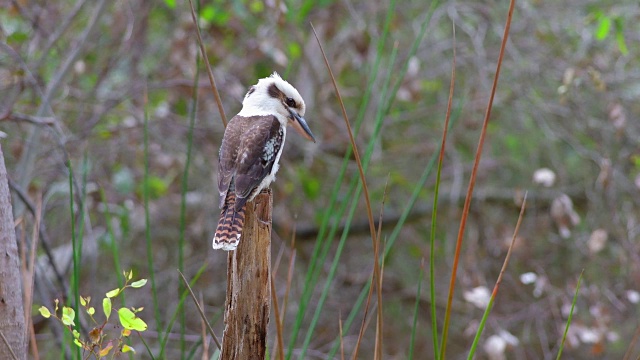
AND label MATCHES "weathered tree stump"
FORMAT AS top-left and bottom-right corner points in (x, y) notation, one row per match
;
(0, 144), (26, 360)
(221, 190), (272, 360)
